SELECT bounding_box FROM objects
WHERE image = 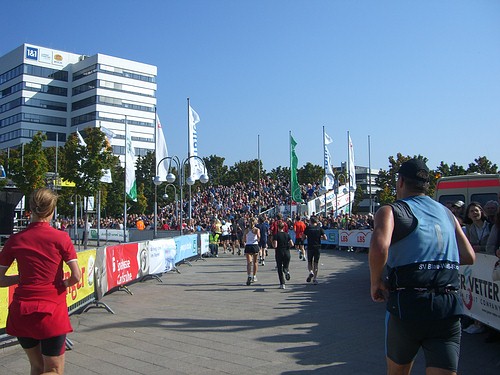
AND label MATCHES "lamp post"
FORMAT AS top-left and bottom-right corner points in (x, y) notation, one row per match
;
(69, 194), (80, 245)
(153, 155), (209, 236)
